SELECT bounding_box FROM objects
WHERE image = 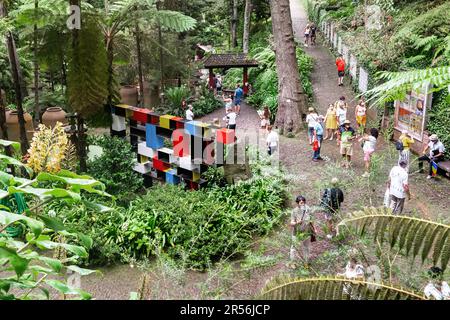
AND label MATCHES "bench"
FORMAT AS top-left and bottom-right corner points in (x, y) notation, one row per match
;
(437, 160), (450, 178)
